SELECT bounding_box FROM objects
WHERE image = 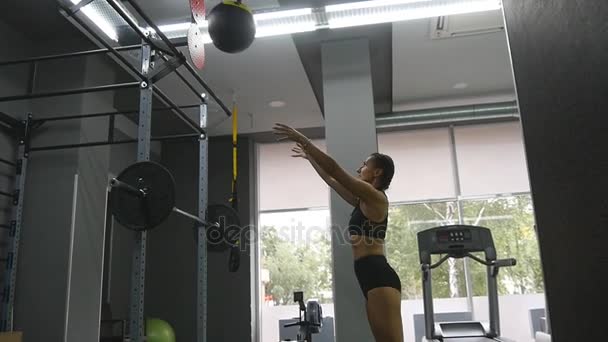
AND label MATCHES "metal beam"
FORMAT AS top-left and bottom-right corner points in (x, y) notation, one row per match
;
(129, 43), (152, 342)
(1, 115), (31, 331)
(152, 86), (206, 135)
(58, 4), (208, 136)
(26, 62), (38, 94)
(0, 158), (15, 168)
(0, 191), (14, 199)
(149, 56), (183, 84)
(122, 0), (233, 117)
(34, 104), (201, 123)
(68, 0), (96, 14)
(0, 45), (143, 67)
(0, 82), (140, 103)
(28, 133), (200, 152)
(0, 112), (21, 130)
(122, 0), (181, 56)
(58, 5), (145, 80)
(58, 0), (231, 119)
(196, 103), (209, 342)
(158, 54), (204, 101)
(183, 62), (233, 117)
(104, 0), (173, 56)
